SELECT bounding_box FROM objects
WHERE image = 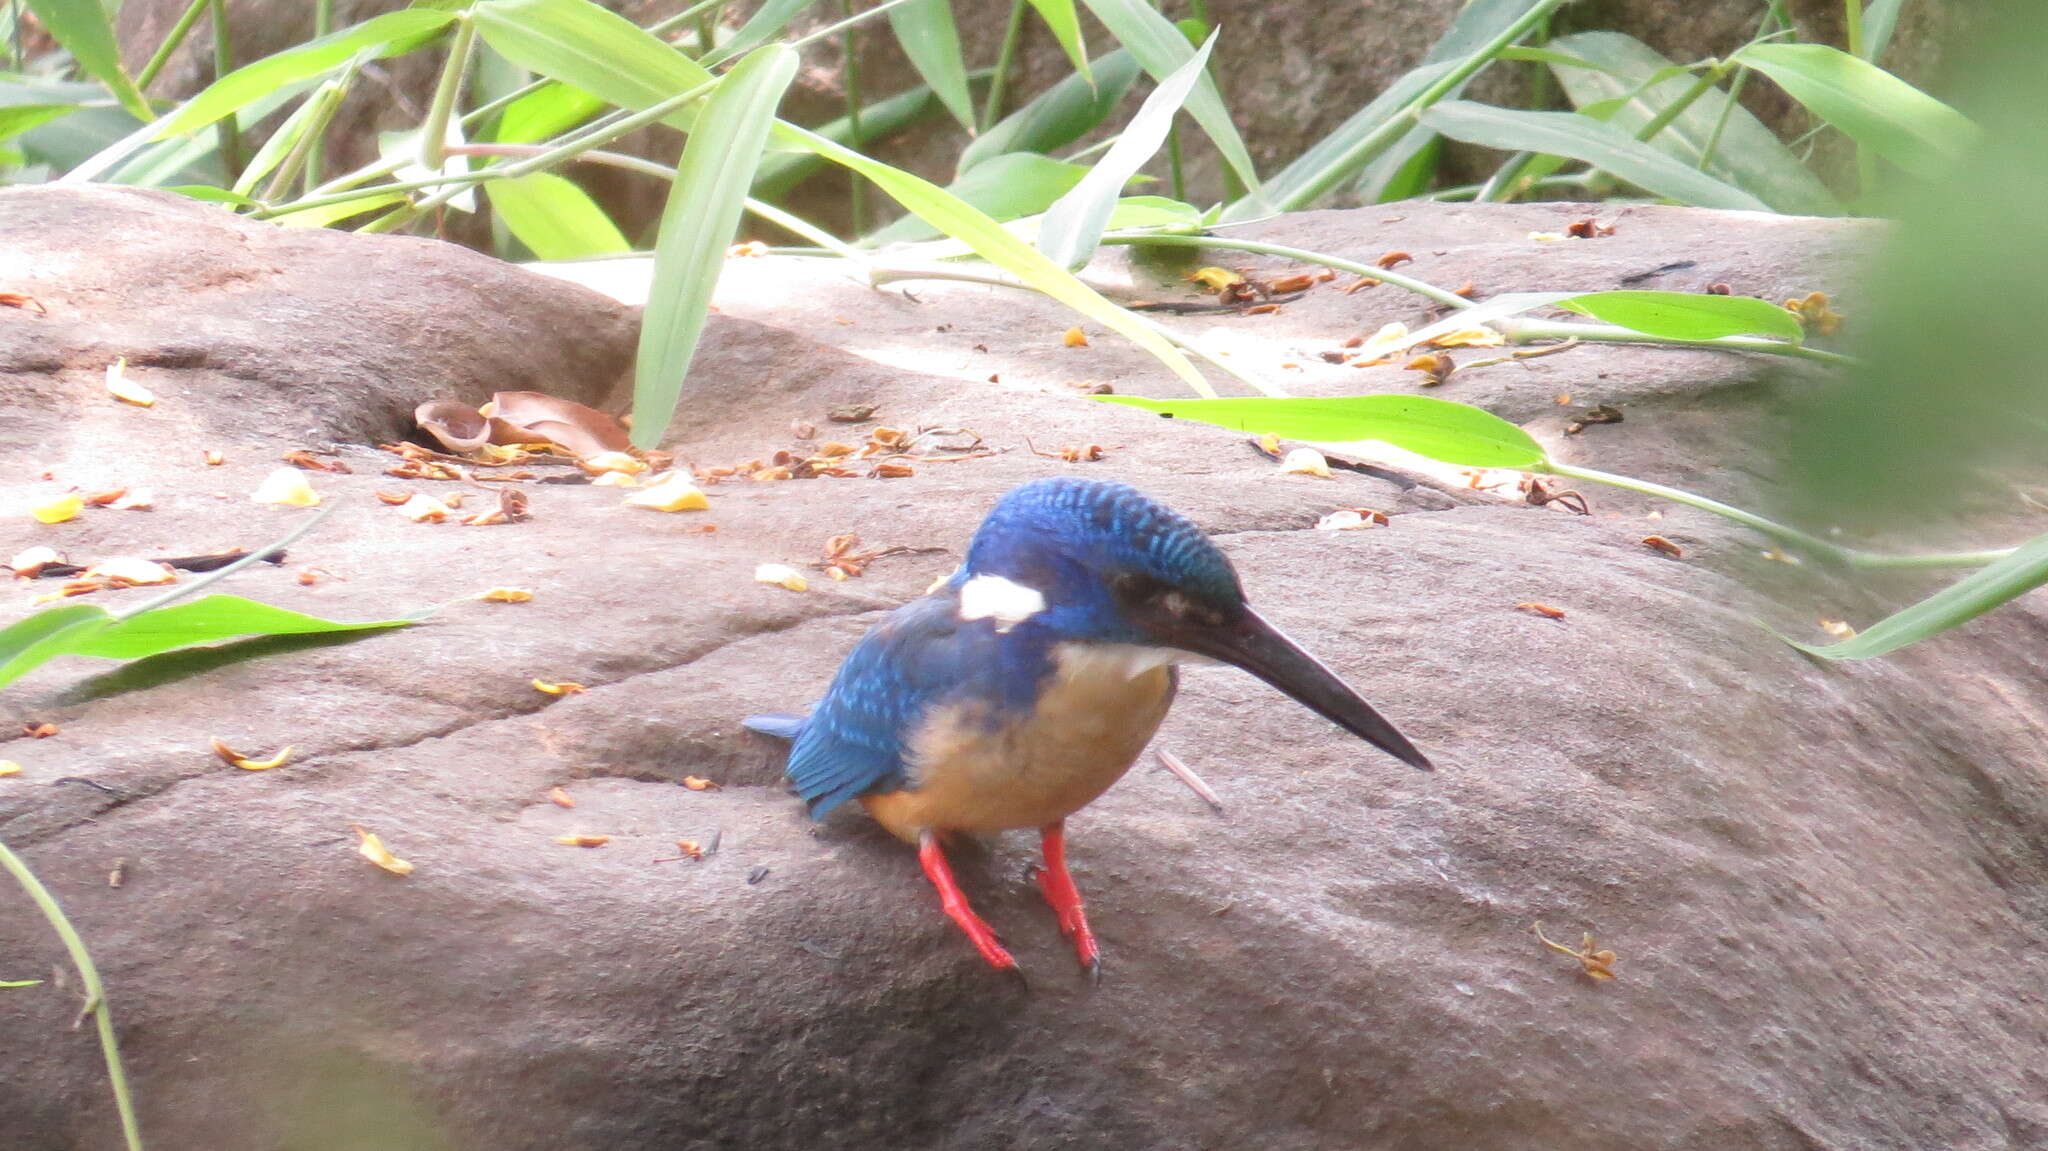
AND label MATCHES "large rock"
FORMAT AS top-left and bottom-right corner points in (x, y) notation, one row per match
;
(2, 186), (2045, 1150)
